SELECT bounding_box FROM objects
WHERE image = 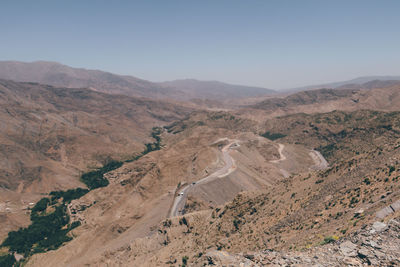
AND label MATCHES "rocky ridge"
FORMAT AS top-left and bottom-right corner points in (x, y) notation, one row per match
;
(200, 216), (400, 266)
